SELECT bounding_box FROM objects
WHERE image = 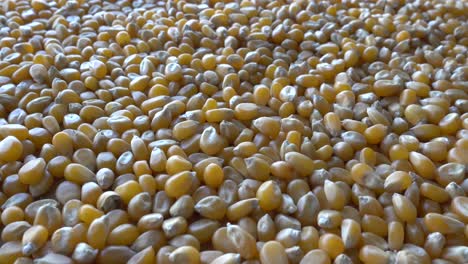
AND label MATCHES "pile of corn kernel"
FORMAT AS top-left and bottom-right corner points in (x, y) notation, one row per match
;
(0, 0), (467, 263)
